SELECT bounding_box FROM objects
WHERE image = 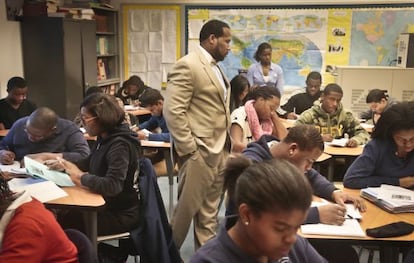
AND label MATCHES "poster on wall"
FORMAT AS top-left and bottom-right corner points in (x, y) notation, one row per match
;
(187, 6), (414, 92)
